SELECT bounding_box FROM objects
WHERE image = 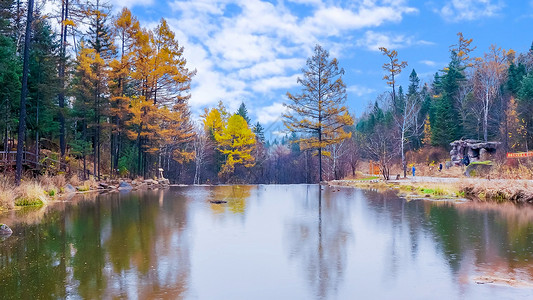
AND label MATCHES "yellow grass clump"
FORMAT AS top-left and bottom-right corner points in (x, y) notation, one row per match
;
(15, 181), (48, 206)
